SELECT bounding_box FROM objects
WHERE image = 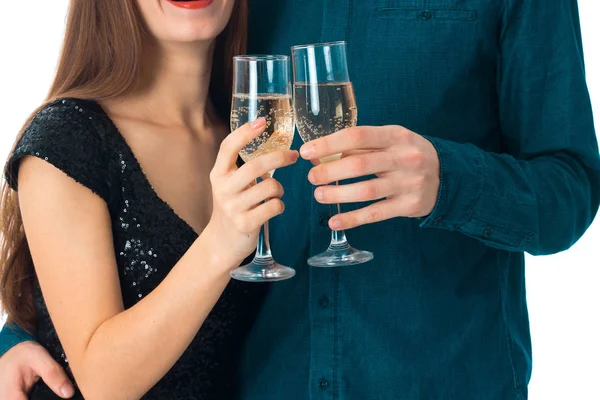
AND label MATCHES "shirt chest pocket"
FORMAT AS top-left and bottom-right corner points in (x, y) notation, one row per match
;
(346, 0), (484, 129)
(369, 1), (478, 55)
